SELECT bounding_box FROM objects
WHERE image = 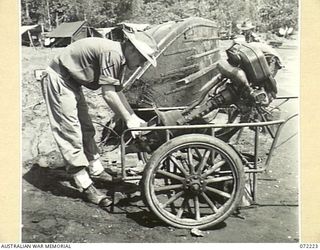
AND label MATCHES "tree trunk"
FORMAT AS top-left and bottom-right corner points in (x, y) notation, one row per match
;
(46, 0), (52, 30)
(25, 0), (30, 19)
